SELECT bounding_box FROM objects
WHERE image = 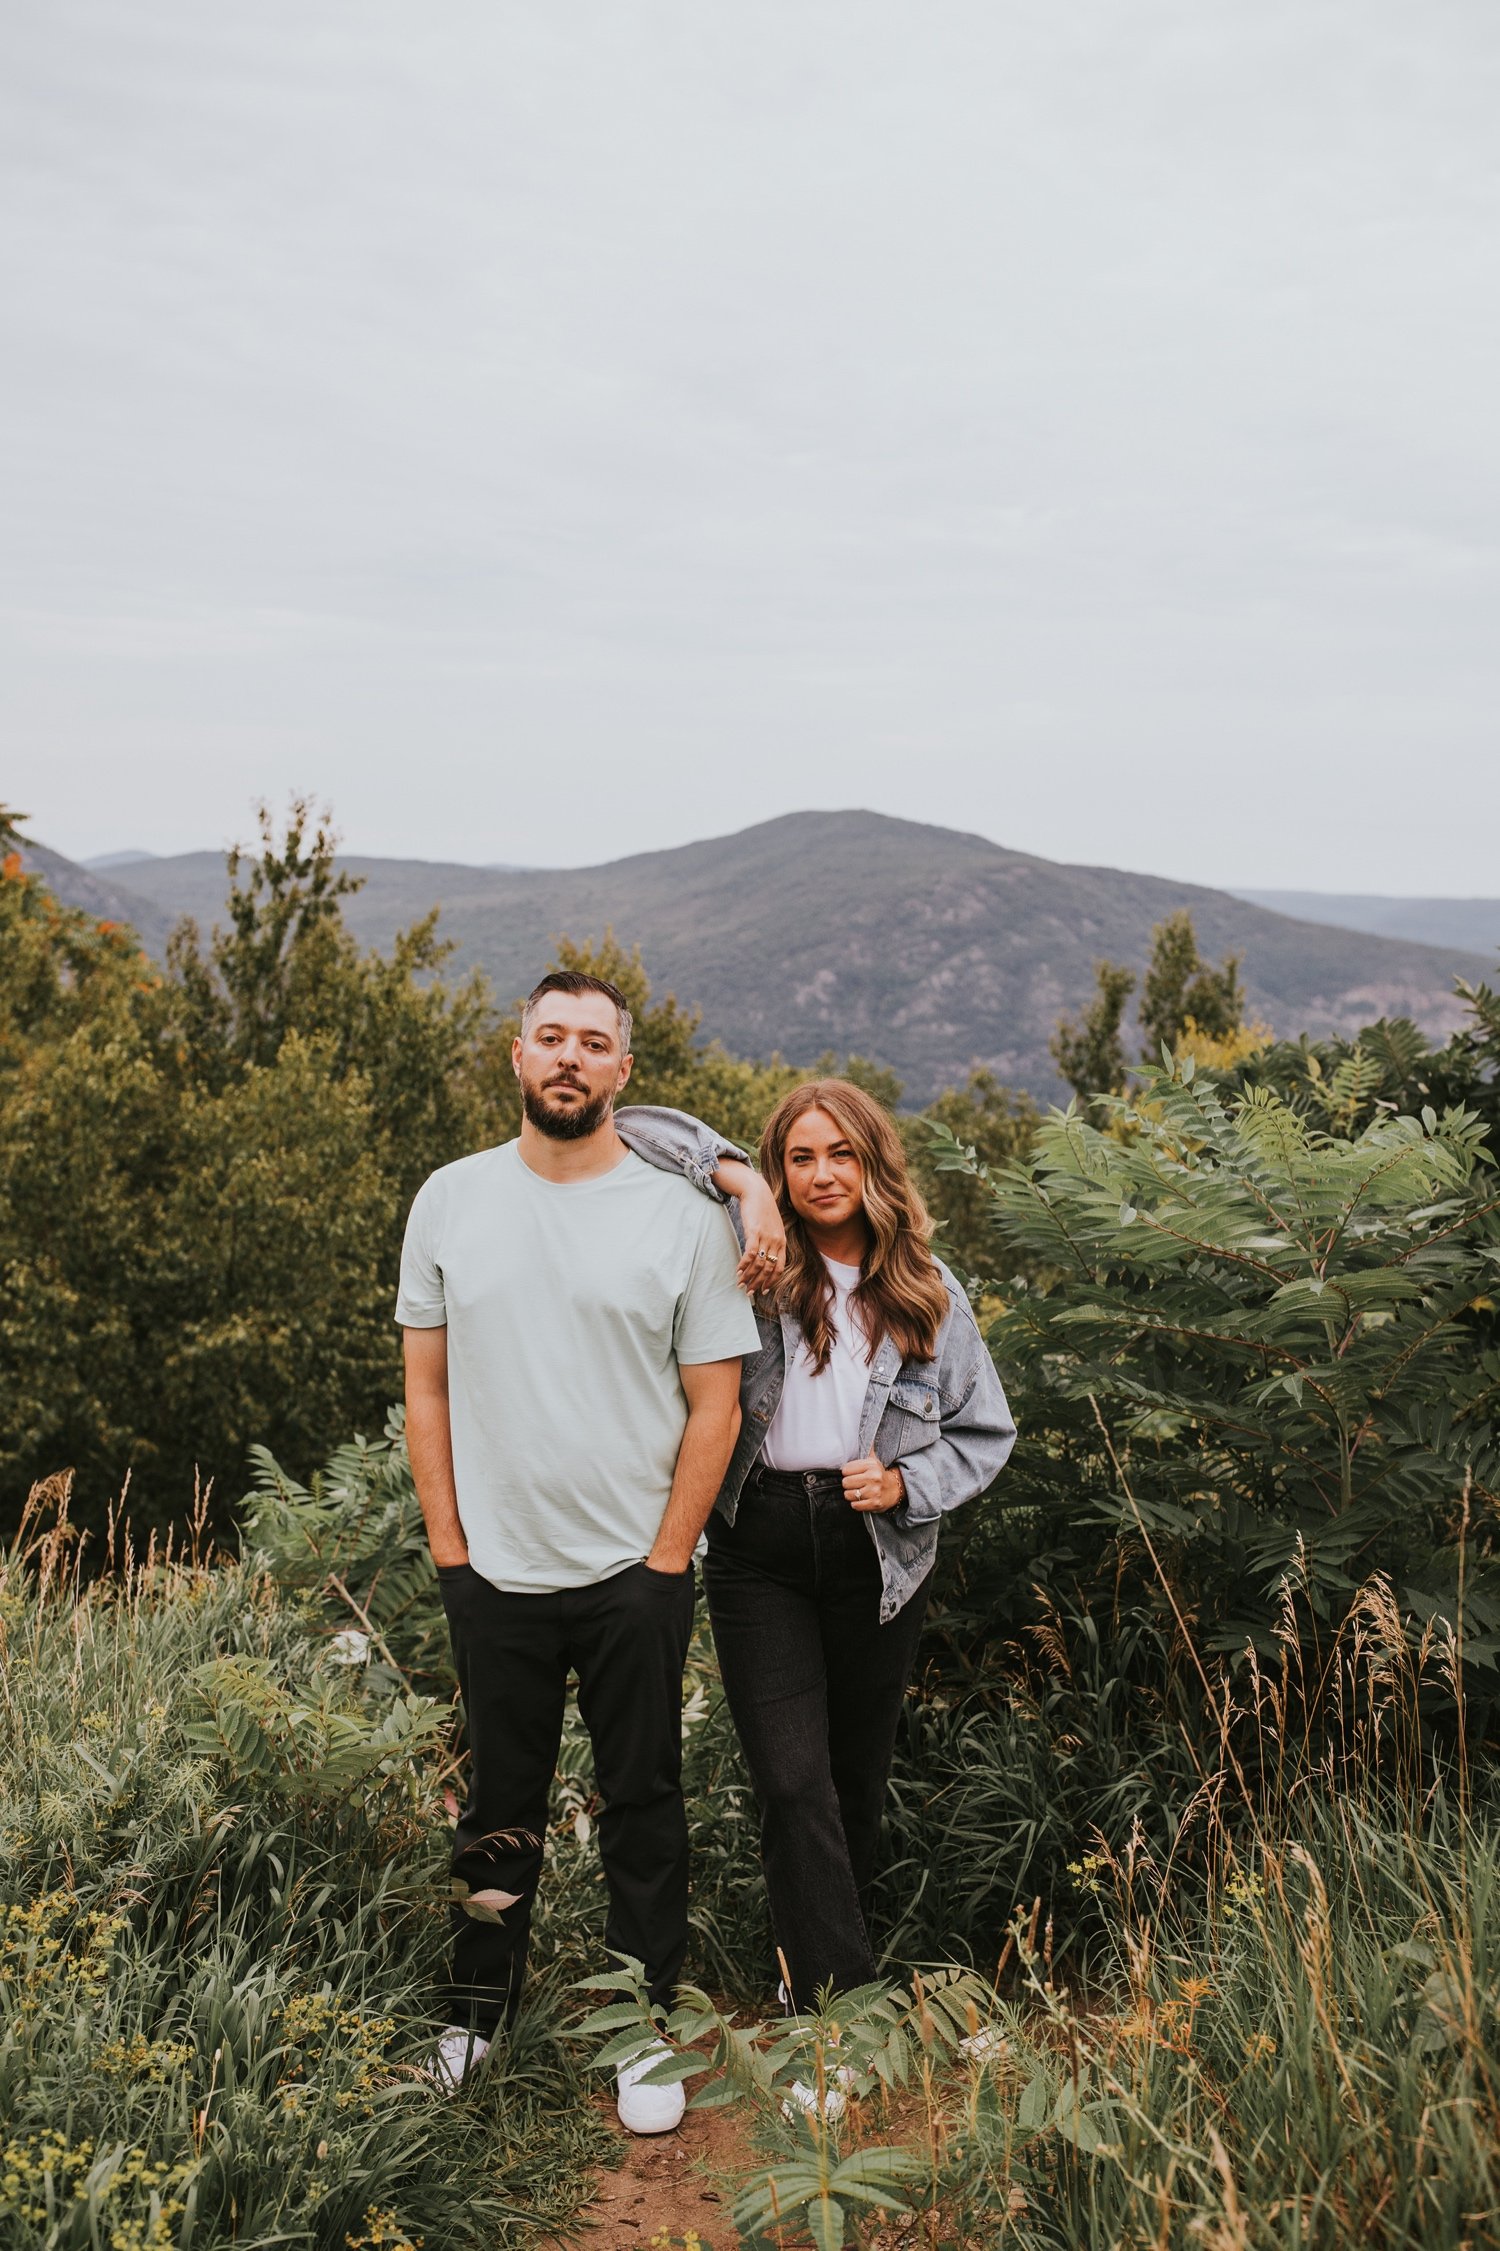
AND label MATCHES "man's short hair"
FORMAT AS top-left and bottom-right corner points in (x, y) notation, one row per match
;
(521, 971), (634, 1055)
